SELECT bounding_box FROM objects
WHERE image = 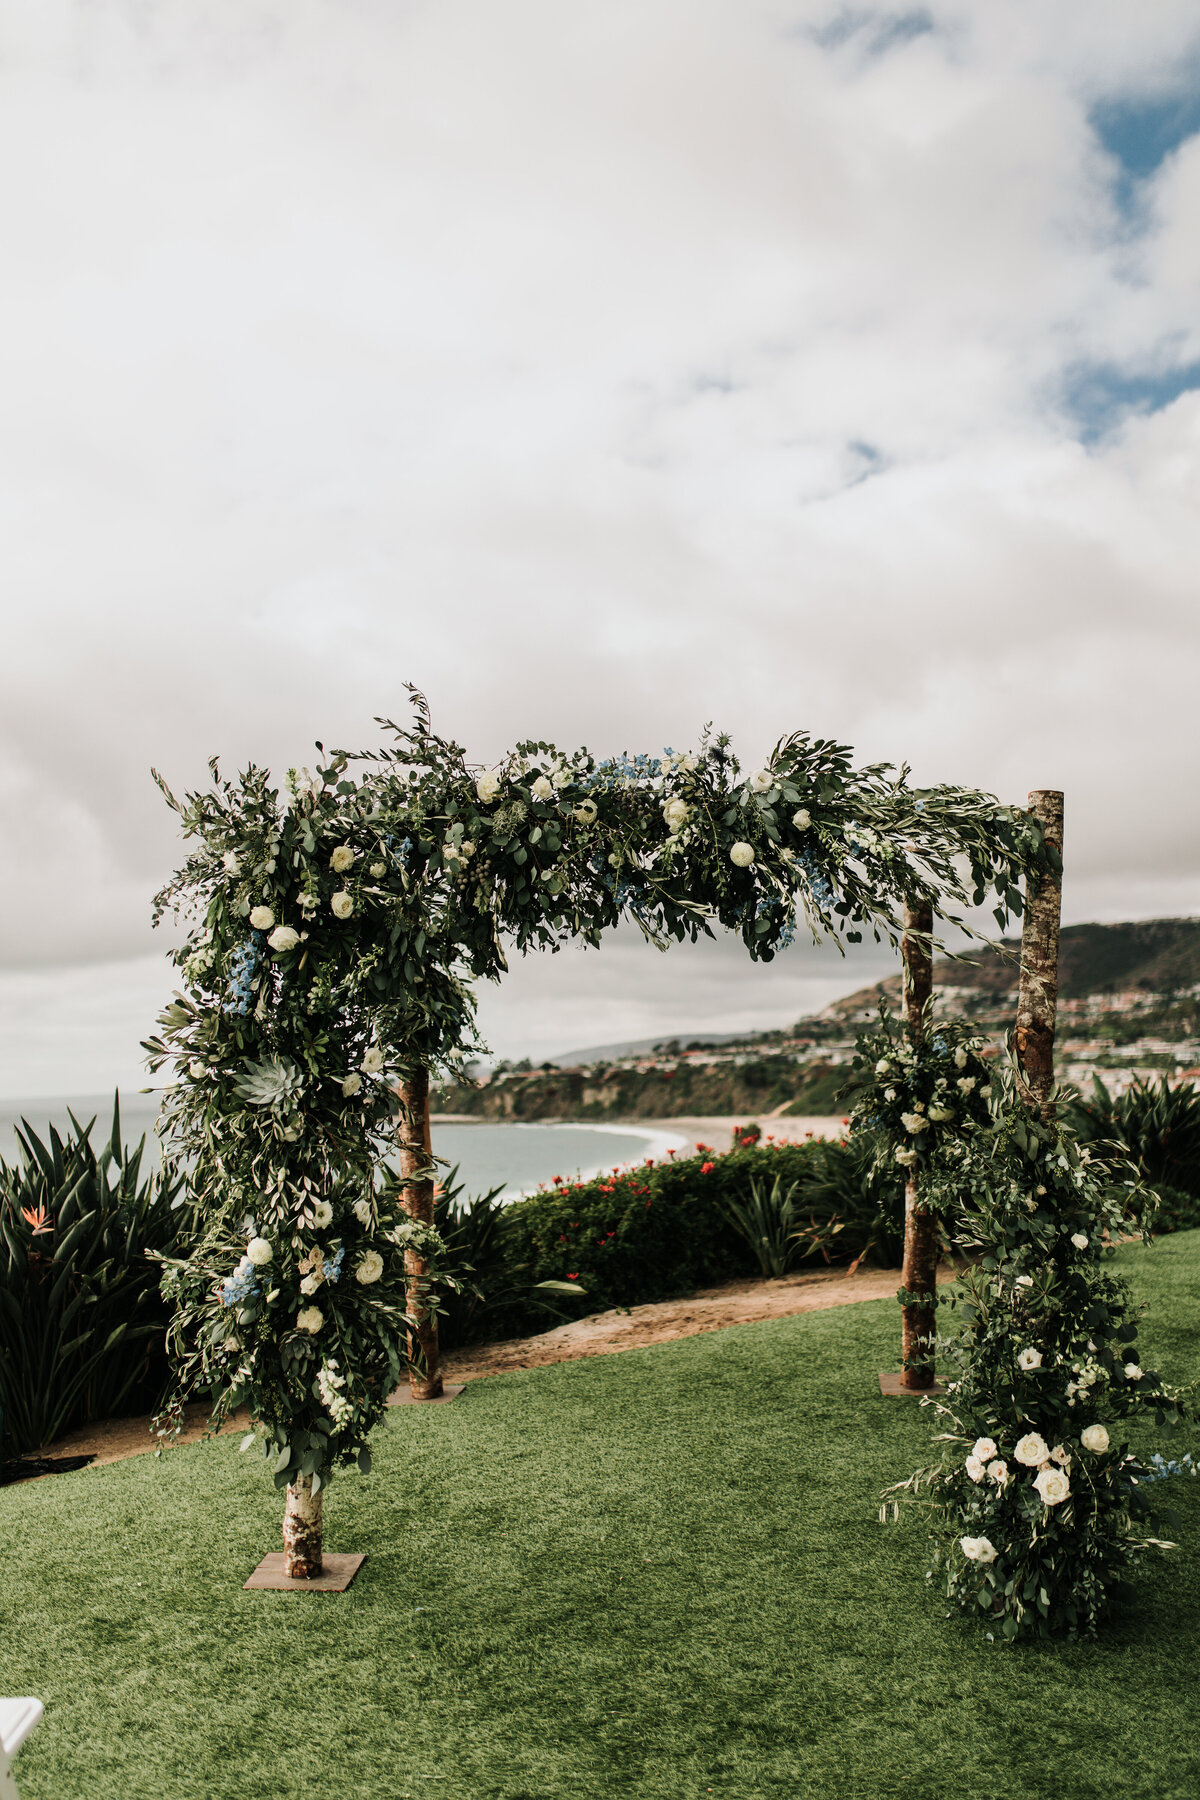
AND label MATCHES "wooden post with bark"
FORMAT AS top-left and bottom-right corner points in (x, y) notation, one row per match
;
(282, 1476), (323, 1578)
(898, 899), (939, 1391)
(396, 1067), (444, 1399)
(1014, 790), (1065, 1119)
